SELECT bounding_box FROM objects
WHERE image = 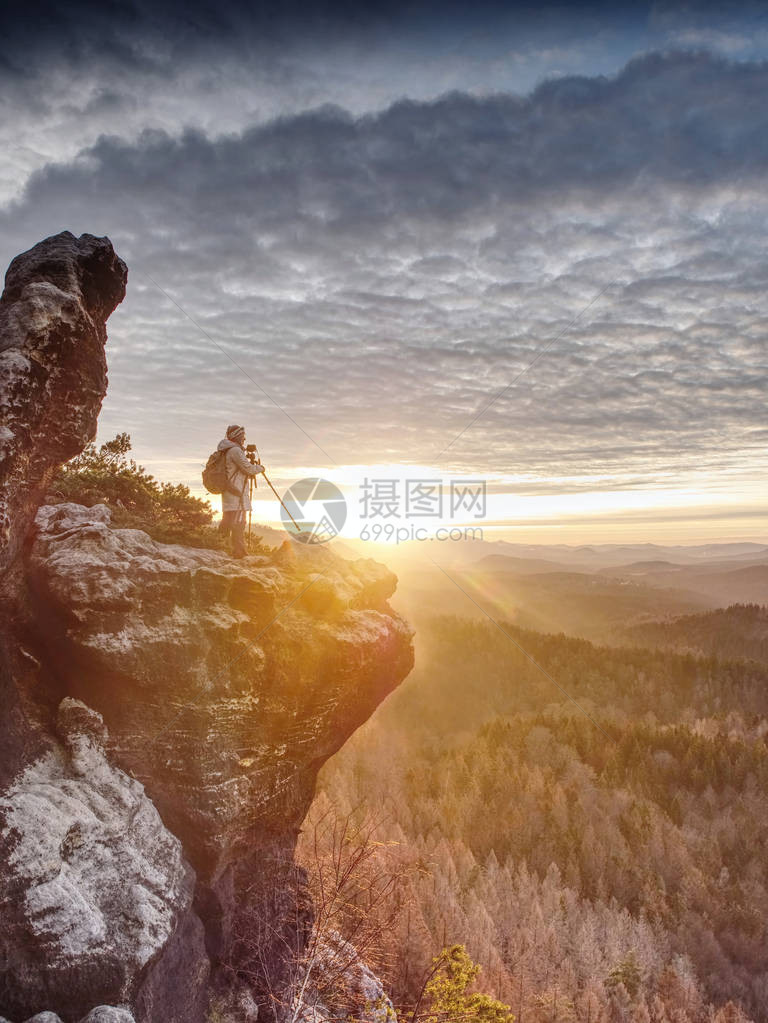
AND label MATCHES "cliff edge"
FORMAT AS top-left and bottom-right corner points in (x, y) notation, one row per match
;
(0, 234), (414, 1023)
